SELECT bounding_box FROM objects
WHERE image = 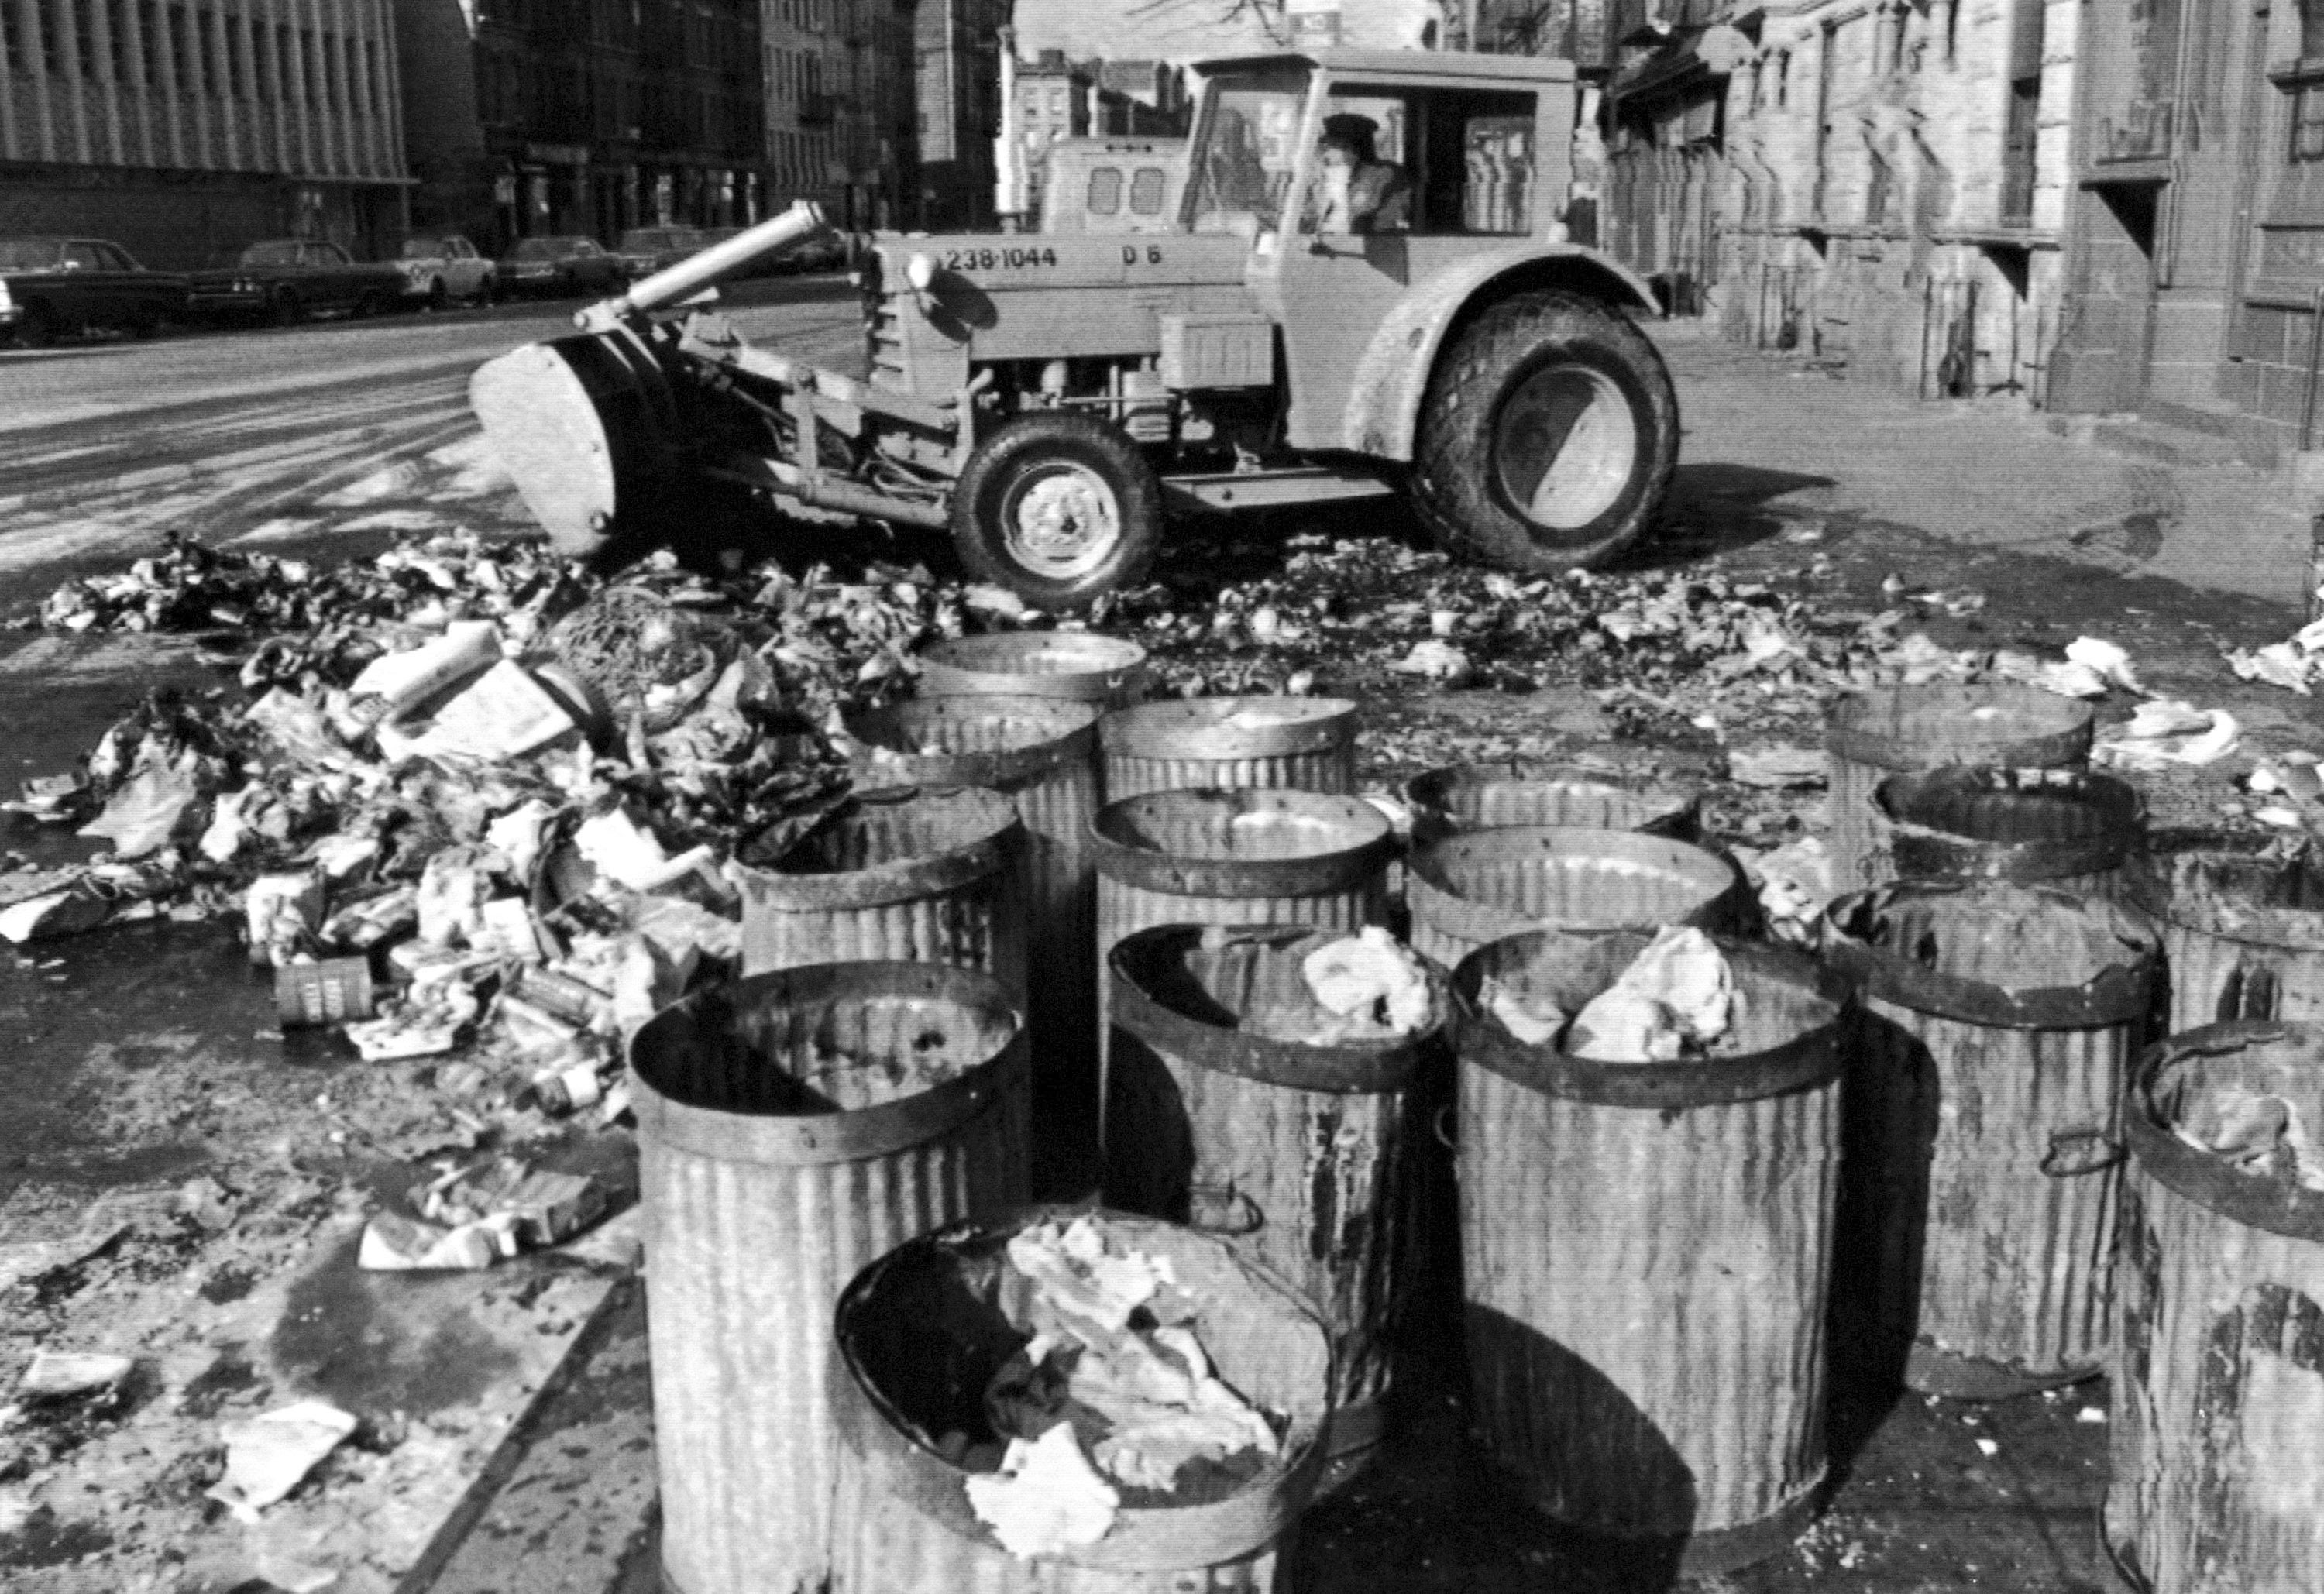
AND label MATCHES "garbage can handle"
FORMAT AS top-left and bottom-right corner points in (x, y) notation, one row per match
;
(1433, 1103), (1458, 1153)
(1187, 1185), (1264, 1235)
(2042, 1126), (2126, 1177)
